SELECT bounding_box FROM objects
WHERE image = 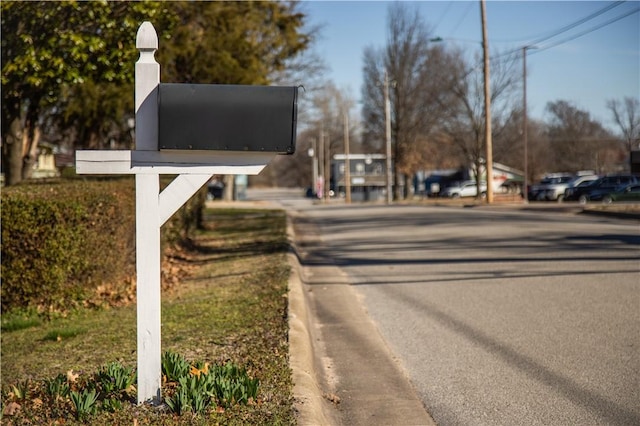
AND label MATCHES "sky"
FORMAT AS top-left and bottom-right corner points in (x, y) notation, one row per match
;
(300, 0), (640, 132)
